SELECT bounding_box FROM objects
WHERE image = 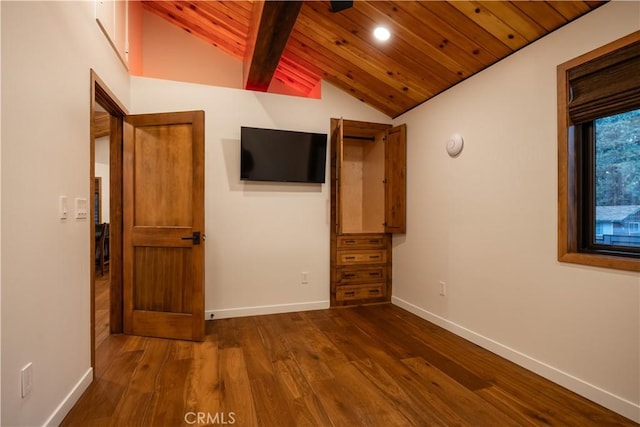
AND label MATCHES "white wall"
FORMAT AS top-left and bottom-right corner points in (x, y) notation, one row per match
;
(141, 10), (316, 99)
(393, 2), (640, 421)
(142, 10), (243, 90)
(131, 77), (389, 318)
(1, 2), (130, 425)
